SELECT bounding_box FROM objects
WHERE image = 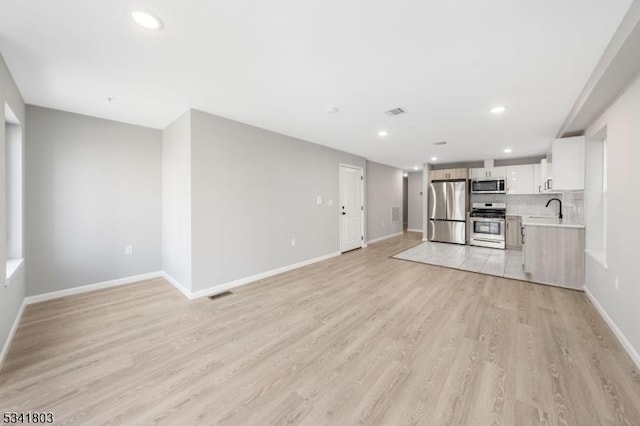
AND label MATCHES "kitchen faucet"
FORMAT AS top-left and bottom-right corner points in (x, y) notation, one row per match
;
(545, 198), (563, 219)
